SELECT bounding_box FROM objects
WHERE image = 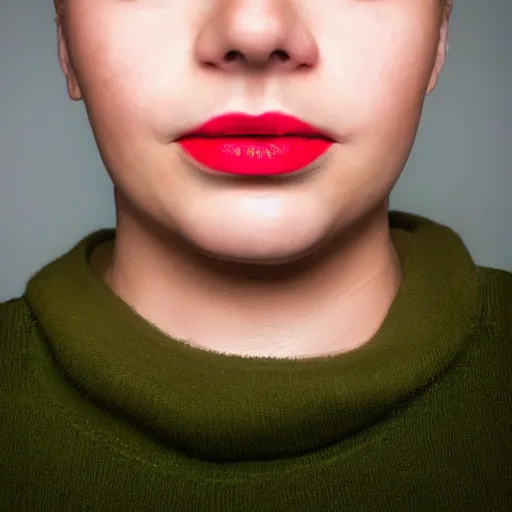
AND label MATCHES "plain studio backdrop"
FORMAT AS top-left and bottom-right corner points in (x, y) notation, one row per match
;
(0, 0), (511, 302)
